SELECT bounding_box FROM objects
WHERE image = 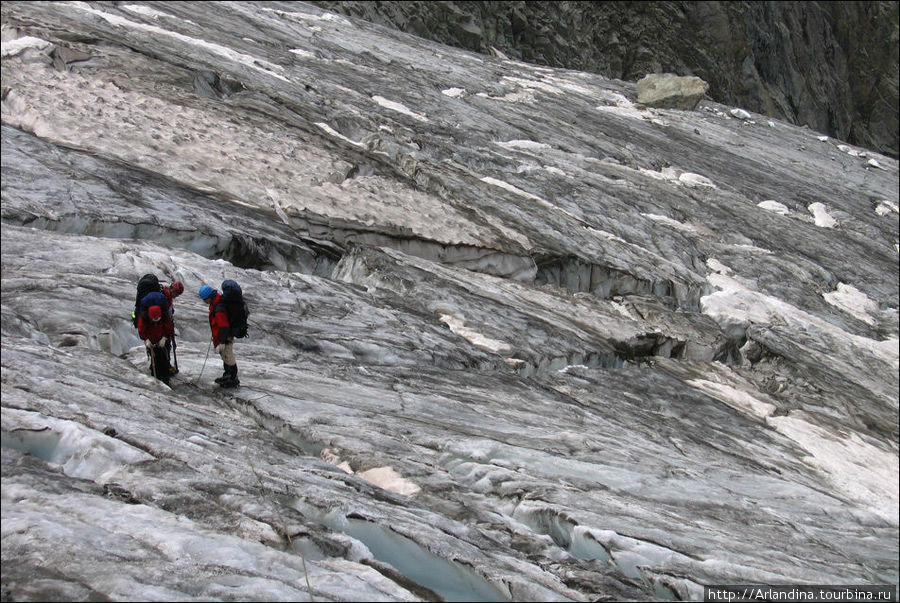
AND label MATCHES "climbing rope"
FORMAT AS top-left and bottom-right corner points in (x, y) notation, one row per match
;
(195, 339), (212, 385)
(197, 342), (311, 596)
(246, 453), (315, 601)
